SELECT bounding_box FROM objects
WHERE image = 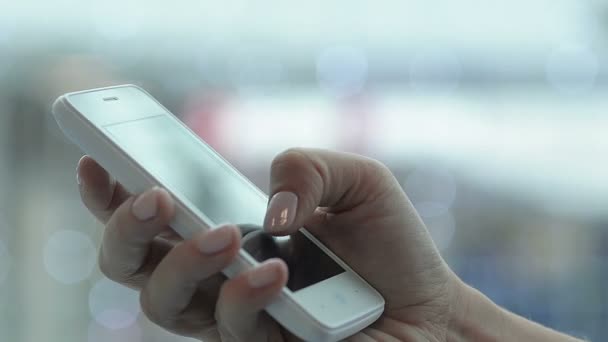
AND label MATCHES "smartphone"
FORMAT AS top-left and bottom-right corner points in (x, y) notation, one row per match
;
(52, 84), (384, 341)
